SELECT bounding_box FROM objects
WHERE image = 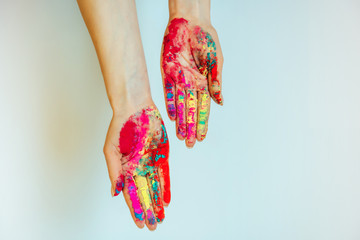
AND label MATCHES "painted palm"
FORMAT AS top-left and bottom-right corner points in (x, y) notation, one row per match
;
(114, 106), (170, 224)
(161, 18), (223, 147)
